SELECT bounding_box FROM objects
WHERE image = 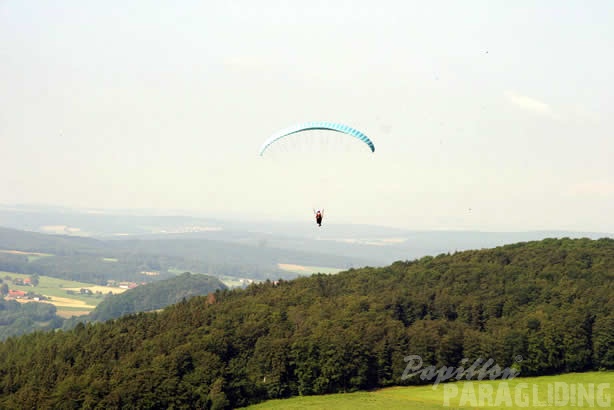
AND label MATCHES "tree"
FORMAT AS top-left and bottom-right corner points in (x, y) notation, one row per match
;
(29, 274), (39, 287)
(208, 378), (230, 410)
(593, 315), (614, 369)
